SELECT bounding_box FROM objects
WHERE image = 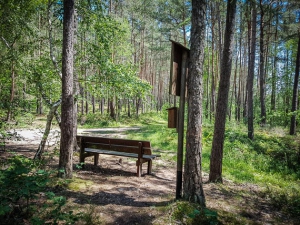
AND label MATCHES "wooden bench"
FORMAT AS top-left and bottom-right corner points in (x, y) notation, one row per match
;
(76, 135), (160, 177)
